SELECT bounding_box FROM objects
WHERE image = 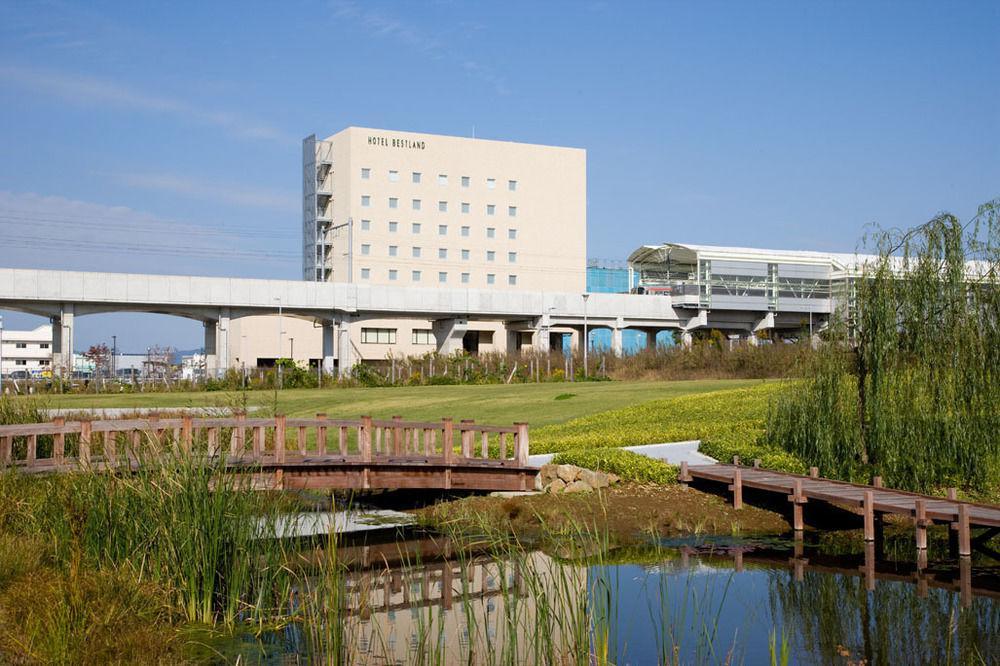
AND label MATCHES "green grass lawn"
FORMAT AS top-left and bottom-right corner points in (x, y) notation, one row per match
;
(17, 379), (759, 428)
